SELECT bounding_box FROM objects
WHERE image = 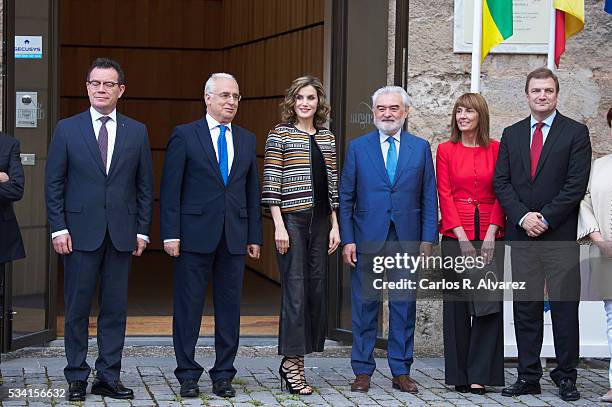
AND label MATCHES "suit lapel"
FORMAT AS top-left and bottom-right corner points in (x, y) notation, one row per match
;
(107, 114), (127, 178)
(78, 111), (106, 175)
(392, 132), (414, 185)
(518, 117), (532, 181)
(533, 112), (564, 180)
(195, 118), (224, 185)
(227, 125), (242, 185)
(365, 132), (390, 185)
